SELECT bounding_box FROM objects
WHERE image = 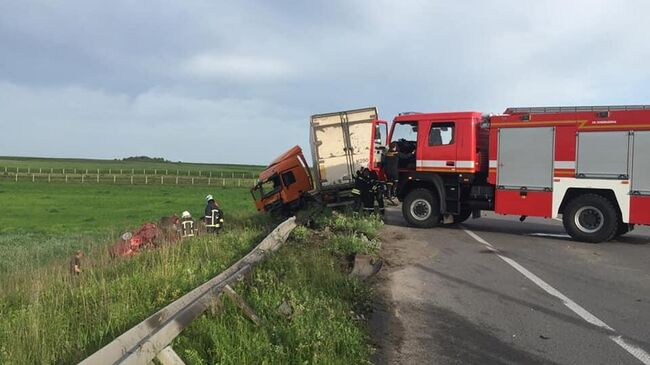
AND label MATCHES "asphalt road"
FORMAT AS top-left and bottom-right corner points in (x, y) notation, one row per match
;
(370, 207), (650, 365)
